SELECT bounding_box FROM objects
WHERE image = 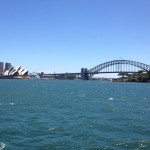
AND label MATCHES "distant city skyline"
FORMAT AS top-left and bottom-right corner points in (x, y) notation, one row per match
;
(0, 61), (12, 73)
(0, 0), (150, 77)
